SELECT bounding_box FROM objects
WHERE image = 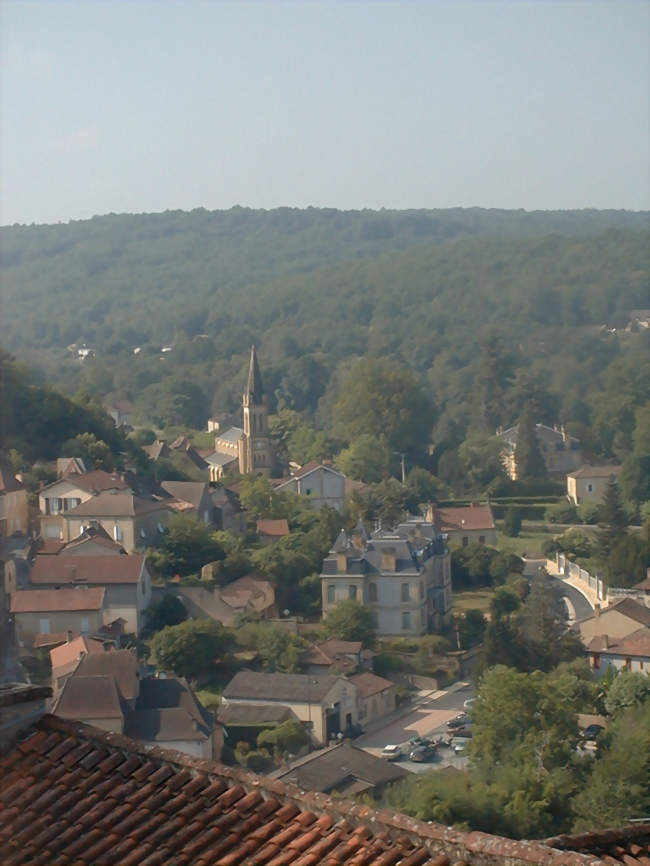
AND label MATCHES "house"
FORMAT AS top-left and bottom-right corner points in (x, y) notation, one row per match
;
(587, 628), (650, 675)
(218, 575), (276, 620)
(426, 502), (497, 547)
(498, 423), (582, 479)
(216, 702), (301, 747)
(578, 598), (650, 646)
(211, 484), (246, 532)
(38, 469), (130, 540)
(256, 518), (290, 543)
(204, 448), (240, 481)
(273, 741), (408, 797)
(61, 490), (172, 552)
(161, 480), (215, 524)
(302, 639), (374, 676)
(55, 456), (88, 477)
(104, 400), (135, 427)
(348, 672), (397, 727)
(49, 633), (112, 689)
(10, 587), (106, 649)
(168, 436), (210, 480)
(56, 523), (127, 556)
(50, 647), (221, 758)
(275, 462), (346, 512)
(141, 439), (171, 462)
(26, 553), (152, 635)
(221, 671), (359, 746)
(321, 521), (452, 636)
(4, 708), (648, 866)
(567, 465), (622, 506)
(0, 461), (29, 536)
